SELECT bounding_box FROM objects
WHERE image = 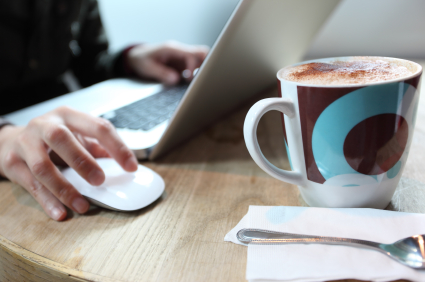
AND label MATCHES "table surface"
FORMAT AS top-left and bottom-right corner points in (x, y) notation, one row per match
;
(0, 61), (424, 282)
